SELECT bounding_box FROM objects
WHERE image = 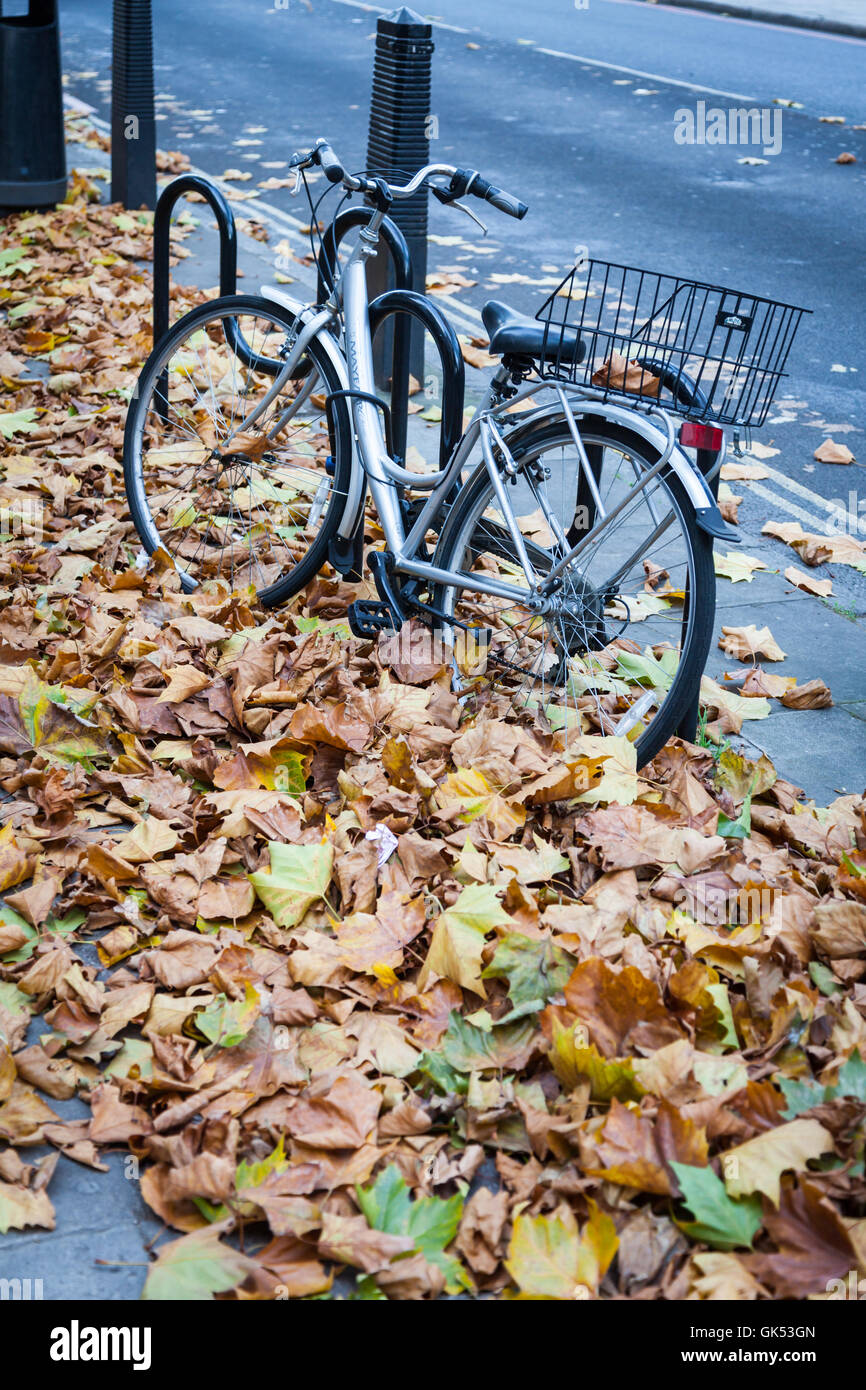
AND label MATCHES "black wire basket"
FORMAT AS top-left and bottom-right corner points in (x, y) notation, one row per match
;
(536, 260), (809, 428)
